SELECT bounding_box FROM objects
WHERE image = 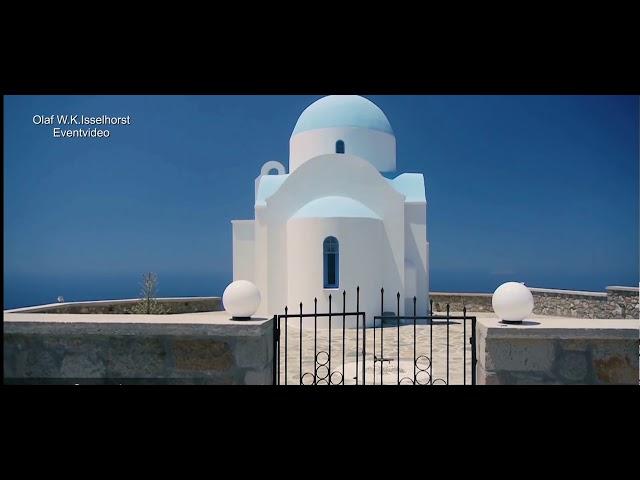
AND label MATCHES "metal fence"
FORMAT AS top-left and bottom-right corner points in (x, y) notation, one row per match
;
(272, 287), (477, 385)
